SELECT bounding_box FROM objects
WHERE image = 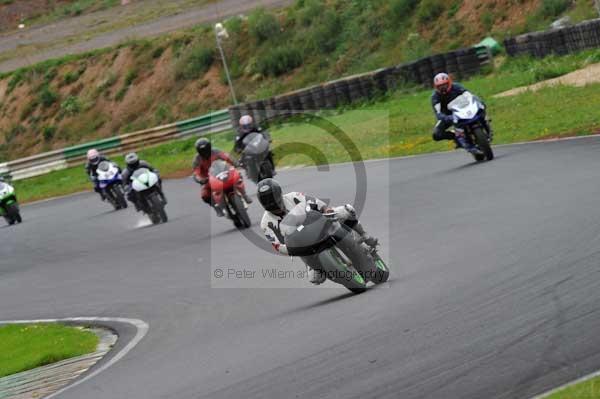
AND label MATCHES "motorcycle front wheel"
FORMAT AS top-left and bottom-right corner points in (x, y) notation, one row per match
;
(473, 127), (494, 161)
